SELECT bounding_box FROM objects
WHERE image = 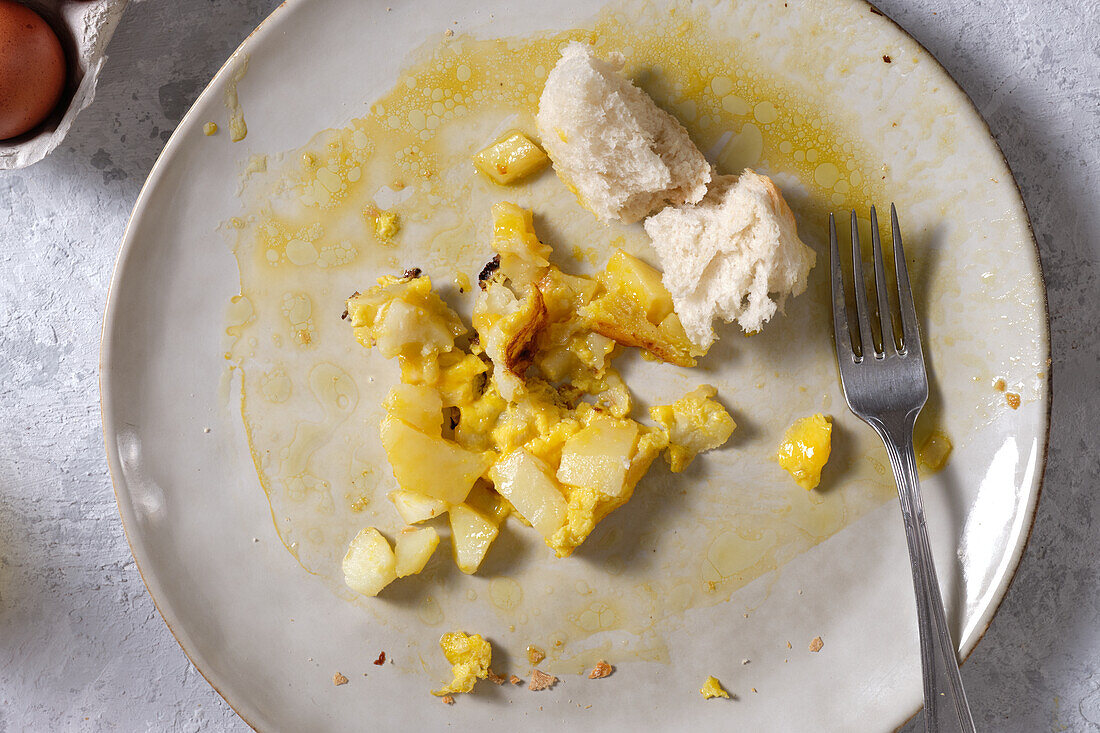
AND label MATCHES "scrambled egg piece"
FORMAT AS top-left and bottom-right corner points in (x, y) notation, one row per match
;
(432, 632), (492, 696)
(650, 385), (736, 472)
(775, 413), (833, 490)
(374, 210), (400, 239)
(344, 202), (735, 573)
(700, 676), (730, 699)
